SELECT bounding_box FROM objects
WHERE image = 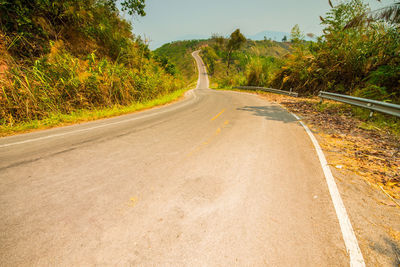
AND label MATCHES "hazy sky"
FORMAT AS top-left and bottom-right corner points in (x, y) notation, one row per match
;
(125, 0), (387, 49)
